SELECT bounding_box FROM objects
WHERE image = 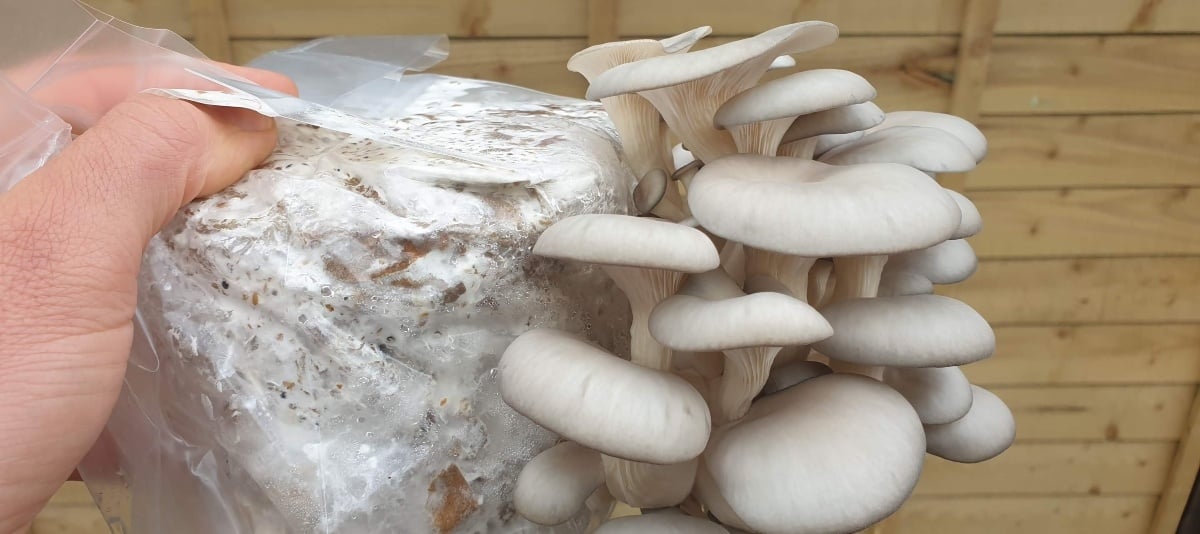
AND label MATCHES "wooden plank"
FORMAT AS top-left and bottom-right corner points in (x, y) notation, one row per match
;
(1150, 390), (1200, 533)
(187, 0), (233, 62)
(966, 325), (1200, 386)
(971, 114), (1200, 190)
(586, 0), (618, 46)
(614, 0), (1200, 36)
(914, 442), (1174, 496)
(86, 0), (193, 36)
(940, 0), (1000, 192)
(940, 258), (1200, 324)
(46, 482), (96, 506)
(981, 36), (1200, 115)
(994, 385), (1194, 441)
(233, 36), (958, 105)
(967, 188), (1200, 258)
(882, 496), (1157, 534)
(30, 505), (108, 534)
(224, 0), (588, 38)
